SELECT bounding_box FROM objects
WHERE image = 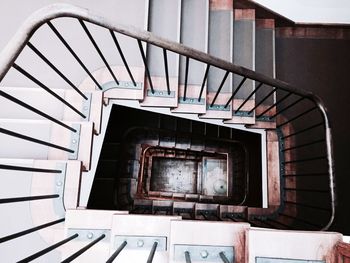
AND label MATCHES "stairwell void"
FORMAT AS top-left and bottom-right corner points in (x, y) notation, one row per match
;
(87, 105), (262, 213)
